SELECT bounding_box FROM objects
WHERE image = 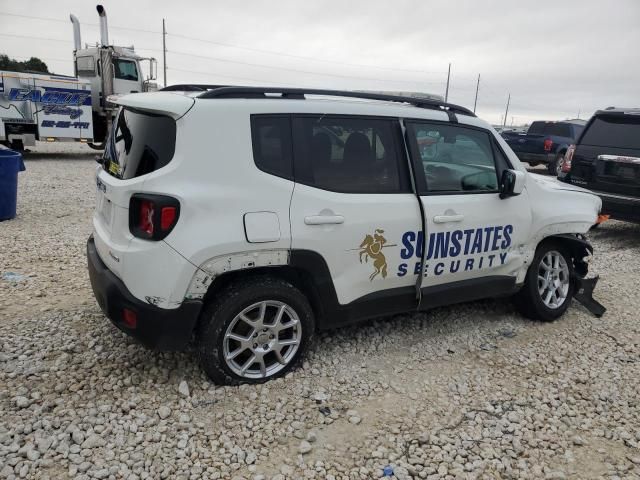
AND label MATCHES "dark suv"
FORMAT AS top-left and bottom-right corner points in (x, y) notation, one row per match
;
(559, 108), (640, 223)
